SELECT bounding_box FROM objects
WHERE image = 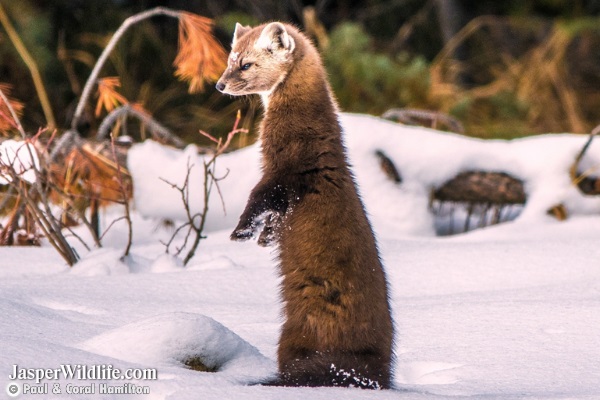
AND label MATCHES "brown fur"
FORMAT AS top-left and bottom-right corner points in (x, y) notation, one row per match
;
(217, 22), (394, 389)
